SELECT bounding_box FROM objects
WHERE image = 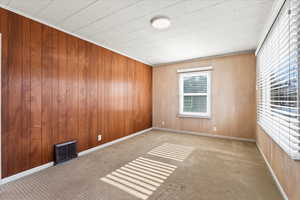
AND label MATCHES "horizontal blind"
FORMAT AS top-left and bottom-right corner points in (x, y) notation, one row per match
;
(182, 74), (208, 113)
(183, 96), (207, 113)
(179, 71), (211, 117)
(183, 75), (208, 93)
(257, 0), (300, 160)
